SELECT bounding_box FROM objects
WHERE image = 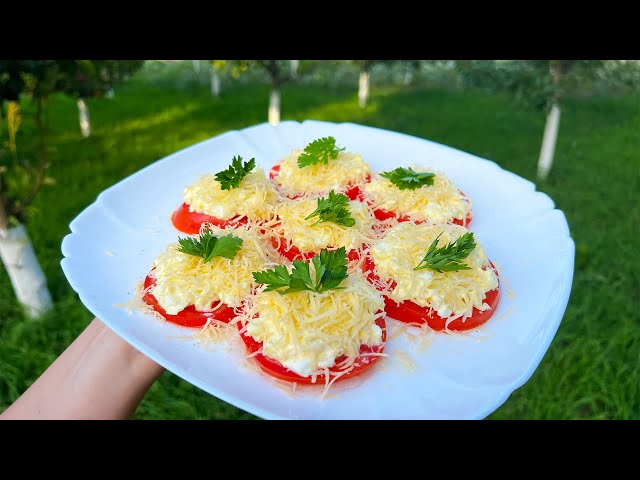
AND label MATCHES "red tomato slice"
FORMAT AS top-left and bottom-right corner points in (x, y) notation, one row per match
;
(269, 163), (281, 180)
(269, 163), (370, 200)
(344, 183), (366, 201)
(171, 202), (248, 235)
(270, 236), (362, 262)
(372, 207), (472, 226)
(356, 188), (472, 227)
(362, 256), (500, 331)
(237, 316), (386, 385)
(372, 207), (413, 223)
(142, 275), (237, 328)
